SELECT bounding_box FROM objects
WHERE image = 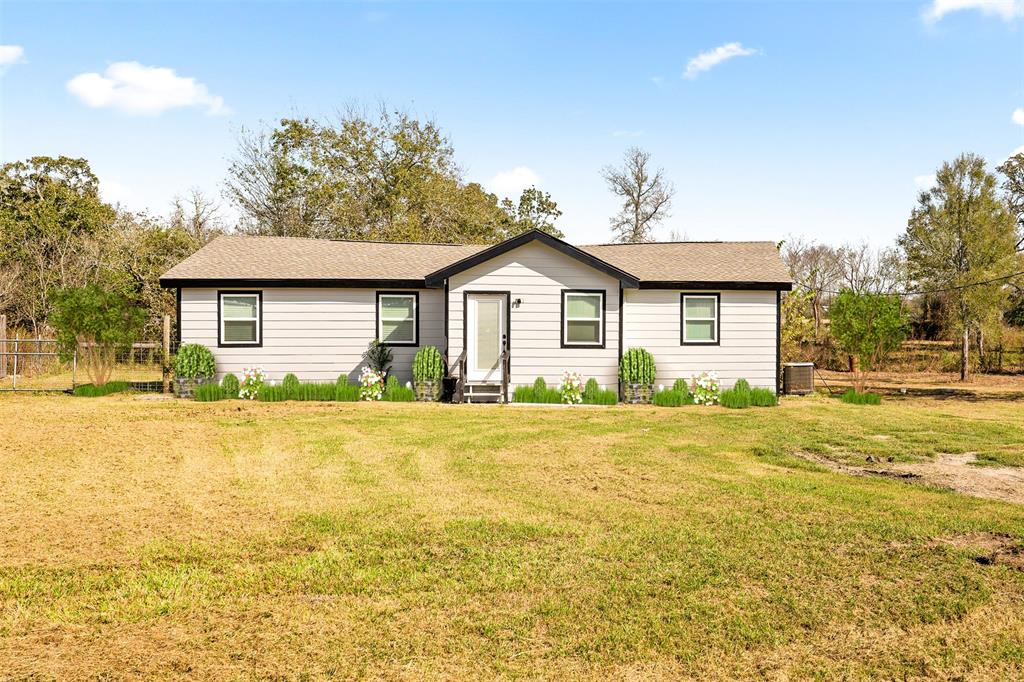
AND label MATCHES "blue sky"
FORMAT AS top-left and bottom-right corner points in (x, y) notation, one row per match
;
(2, 1), (1022, 246)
